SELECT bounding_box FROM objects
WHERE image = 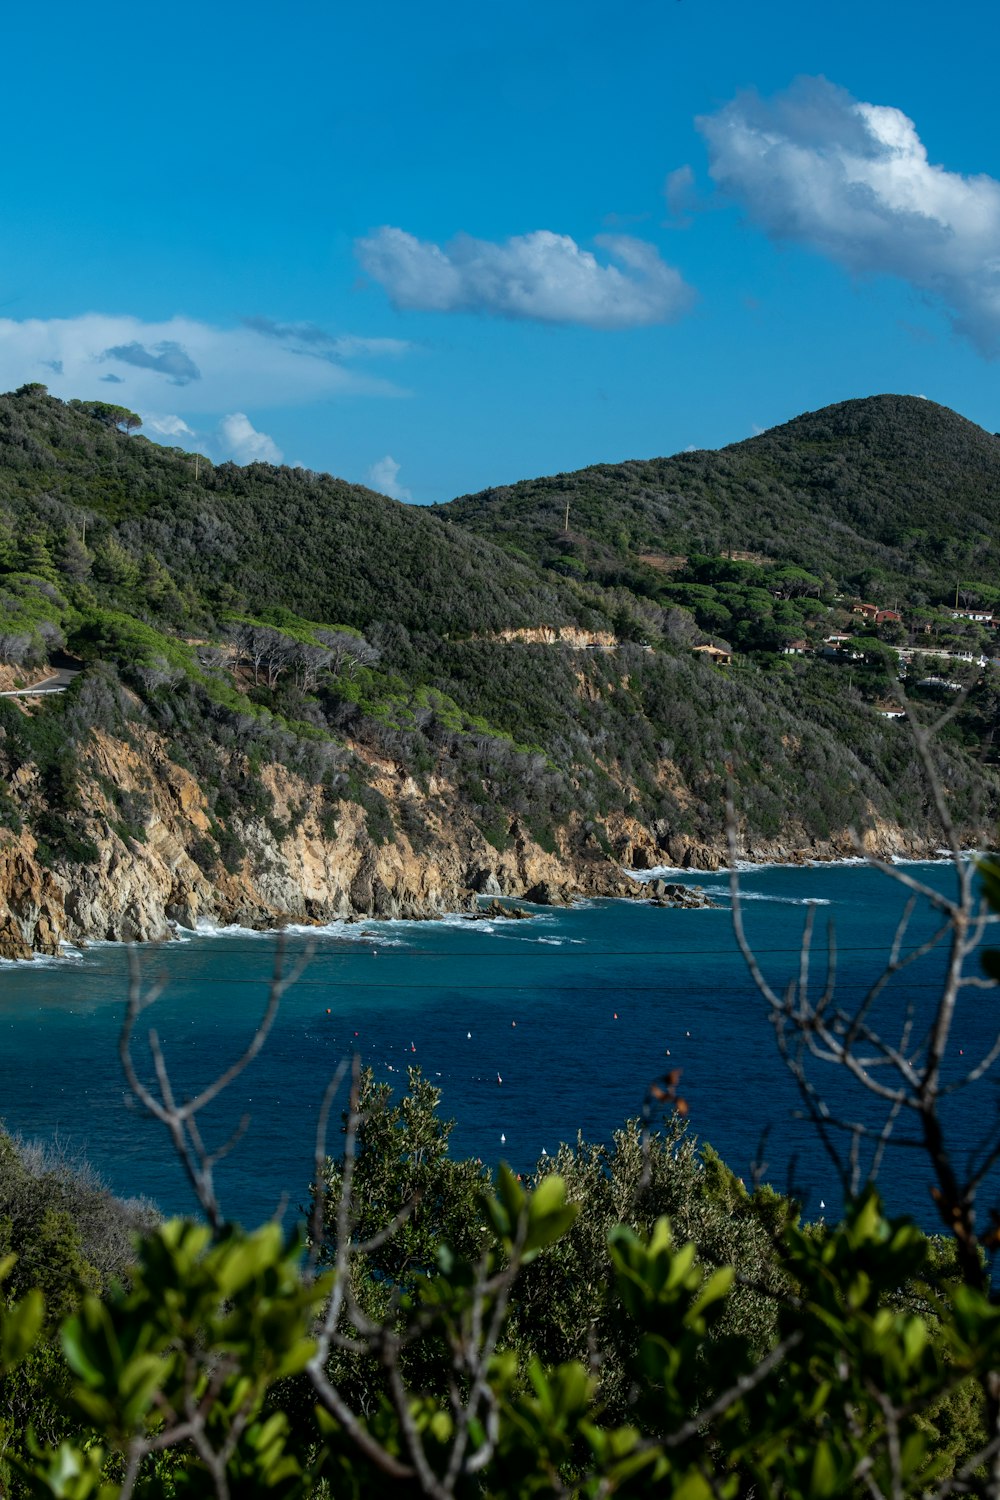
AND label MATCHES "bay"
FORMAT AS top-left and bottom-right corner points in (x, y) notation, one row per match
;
(0, 859), (995, 1232)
